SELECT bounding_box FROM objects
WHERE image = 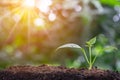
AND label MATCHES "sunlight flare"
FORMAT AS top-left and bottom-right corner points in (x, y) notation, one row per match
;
(23, 0), (35, 8)
(6, 10), (25, 42)
(36, 0), (52, 13)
